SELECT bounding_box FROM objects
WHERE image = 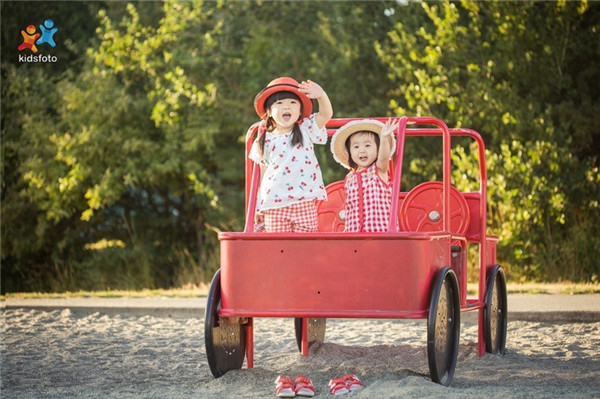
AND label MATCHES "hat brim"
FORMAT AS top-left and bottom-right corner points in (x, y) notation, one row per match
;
(254, 83), (313, 120)
(330, 119), (396, 169)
